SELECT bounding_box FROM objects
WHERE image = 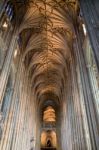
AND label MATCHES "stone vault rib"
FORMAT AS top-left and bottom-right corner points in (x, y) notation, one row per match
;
(18, 0), (77, 103)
